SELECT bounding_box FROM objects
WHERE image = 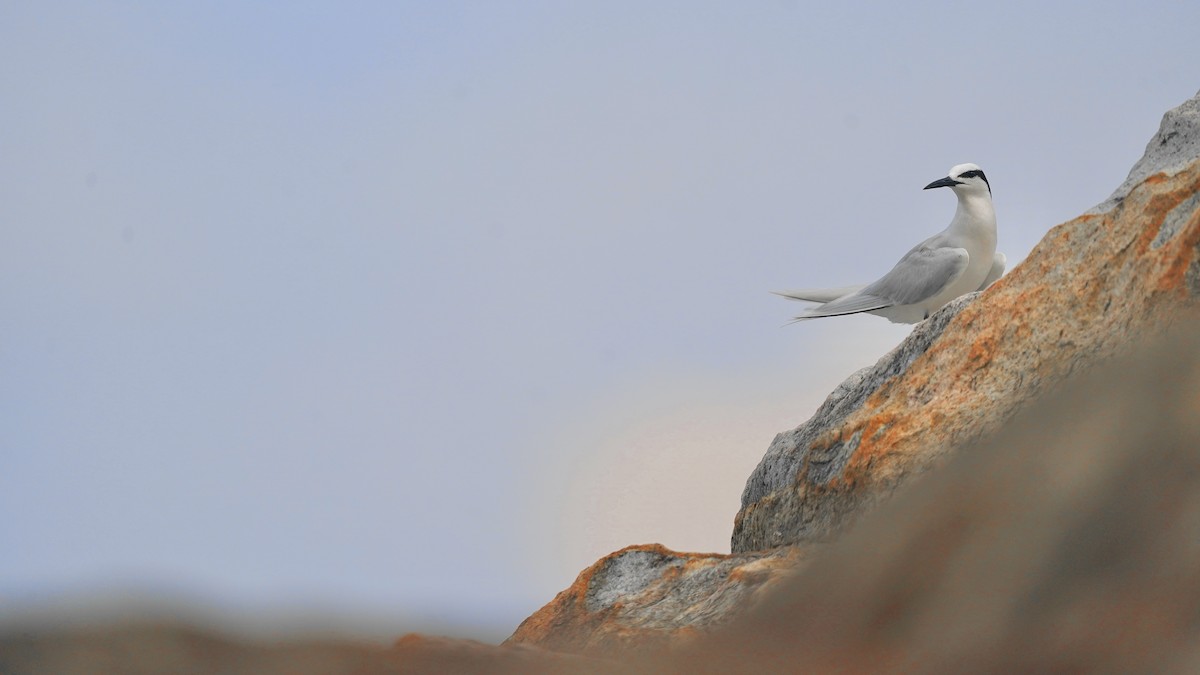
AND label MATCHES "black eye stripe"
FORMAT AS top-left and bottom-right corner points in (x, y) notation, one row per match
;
(958, 169), (985, 180)
(956, 169), (991, 190)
